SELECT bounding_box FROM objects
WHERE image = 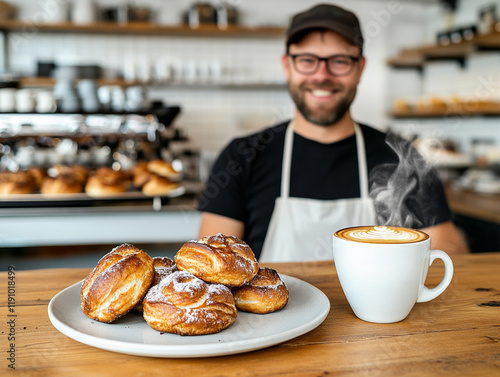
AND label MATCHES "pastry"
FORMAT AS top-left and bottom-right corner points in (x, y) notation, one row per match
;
(151, 256), (178, 285)
(0, 171), (36, 195)
(27, 167), (47, 188)
(40, 175), (83, 195)
(134, 257), (178, 312)
(141, 174), (178, 196)
(232, 267), (289, 313)
(81, 243), (154, 323)
(175, 233), (259, 287)
(142, 270), (237, 335)
(49, 164), (89, 183)
(147, 159), (181, 181)
(69, 165), (90, 183)
(85, 168), (130, 197)
(131, 161), (152, 188)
